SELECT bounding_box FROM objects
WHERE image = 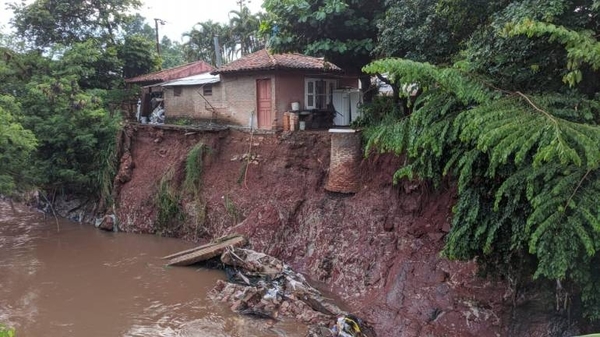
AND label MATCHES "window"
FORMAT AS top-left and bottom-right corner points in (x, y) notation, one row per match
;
(305, 78), (337, 110)
(173, 86), (182, 97)
(203, 84), (212, 96)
